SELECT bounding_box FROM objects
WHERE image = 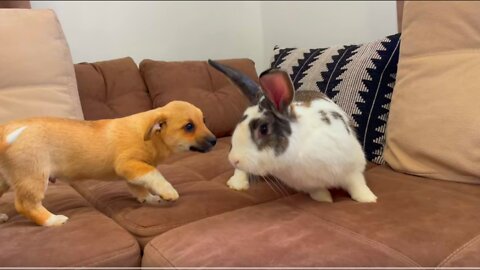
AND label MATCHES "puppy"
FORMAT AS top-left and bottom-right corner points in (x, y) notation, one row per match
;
(0, 101), (216, 226)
